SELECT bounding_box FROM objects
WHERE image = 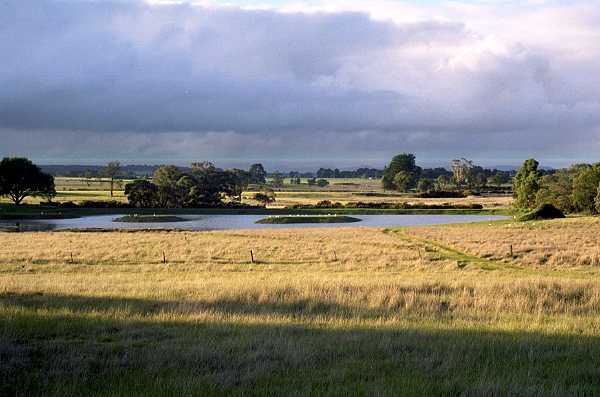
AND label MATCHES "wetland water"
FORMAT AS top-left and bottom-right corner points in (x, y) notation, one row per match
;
(4, 214), (507, 231)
